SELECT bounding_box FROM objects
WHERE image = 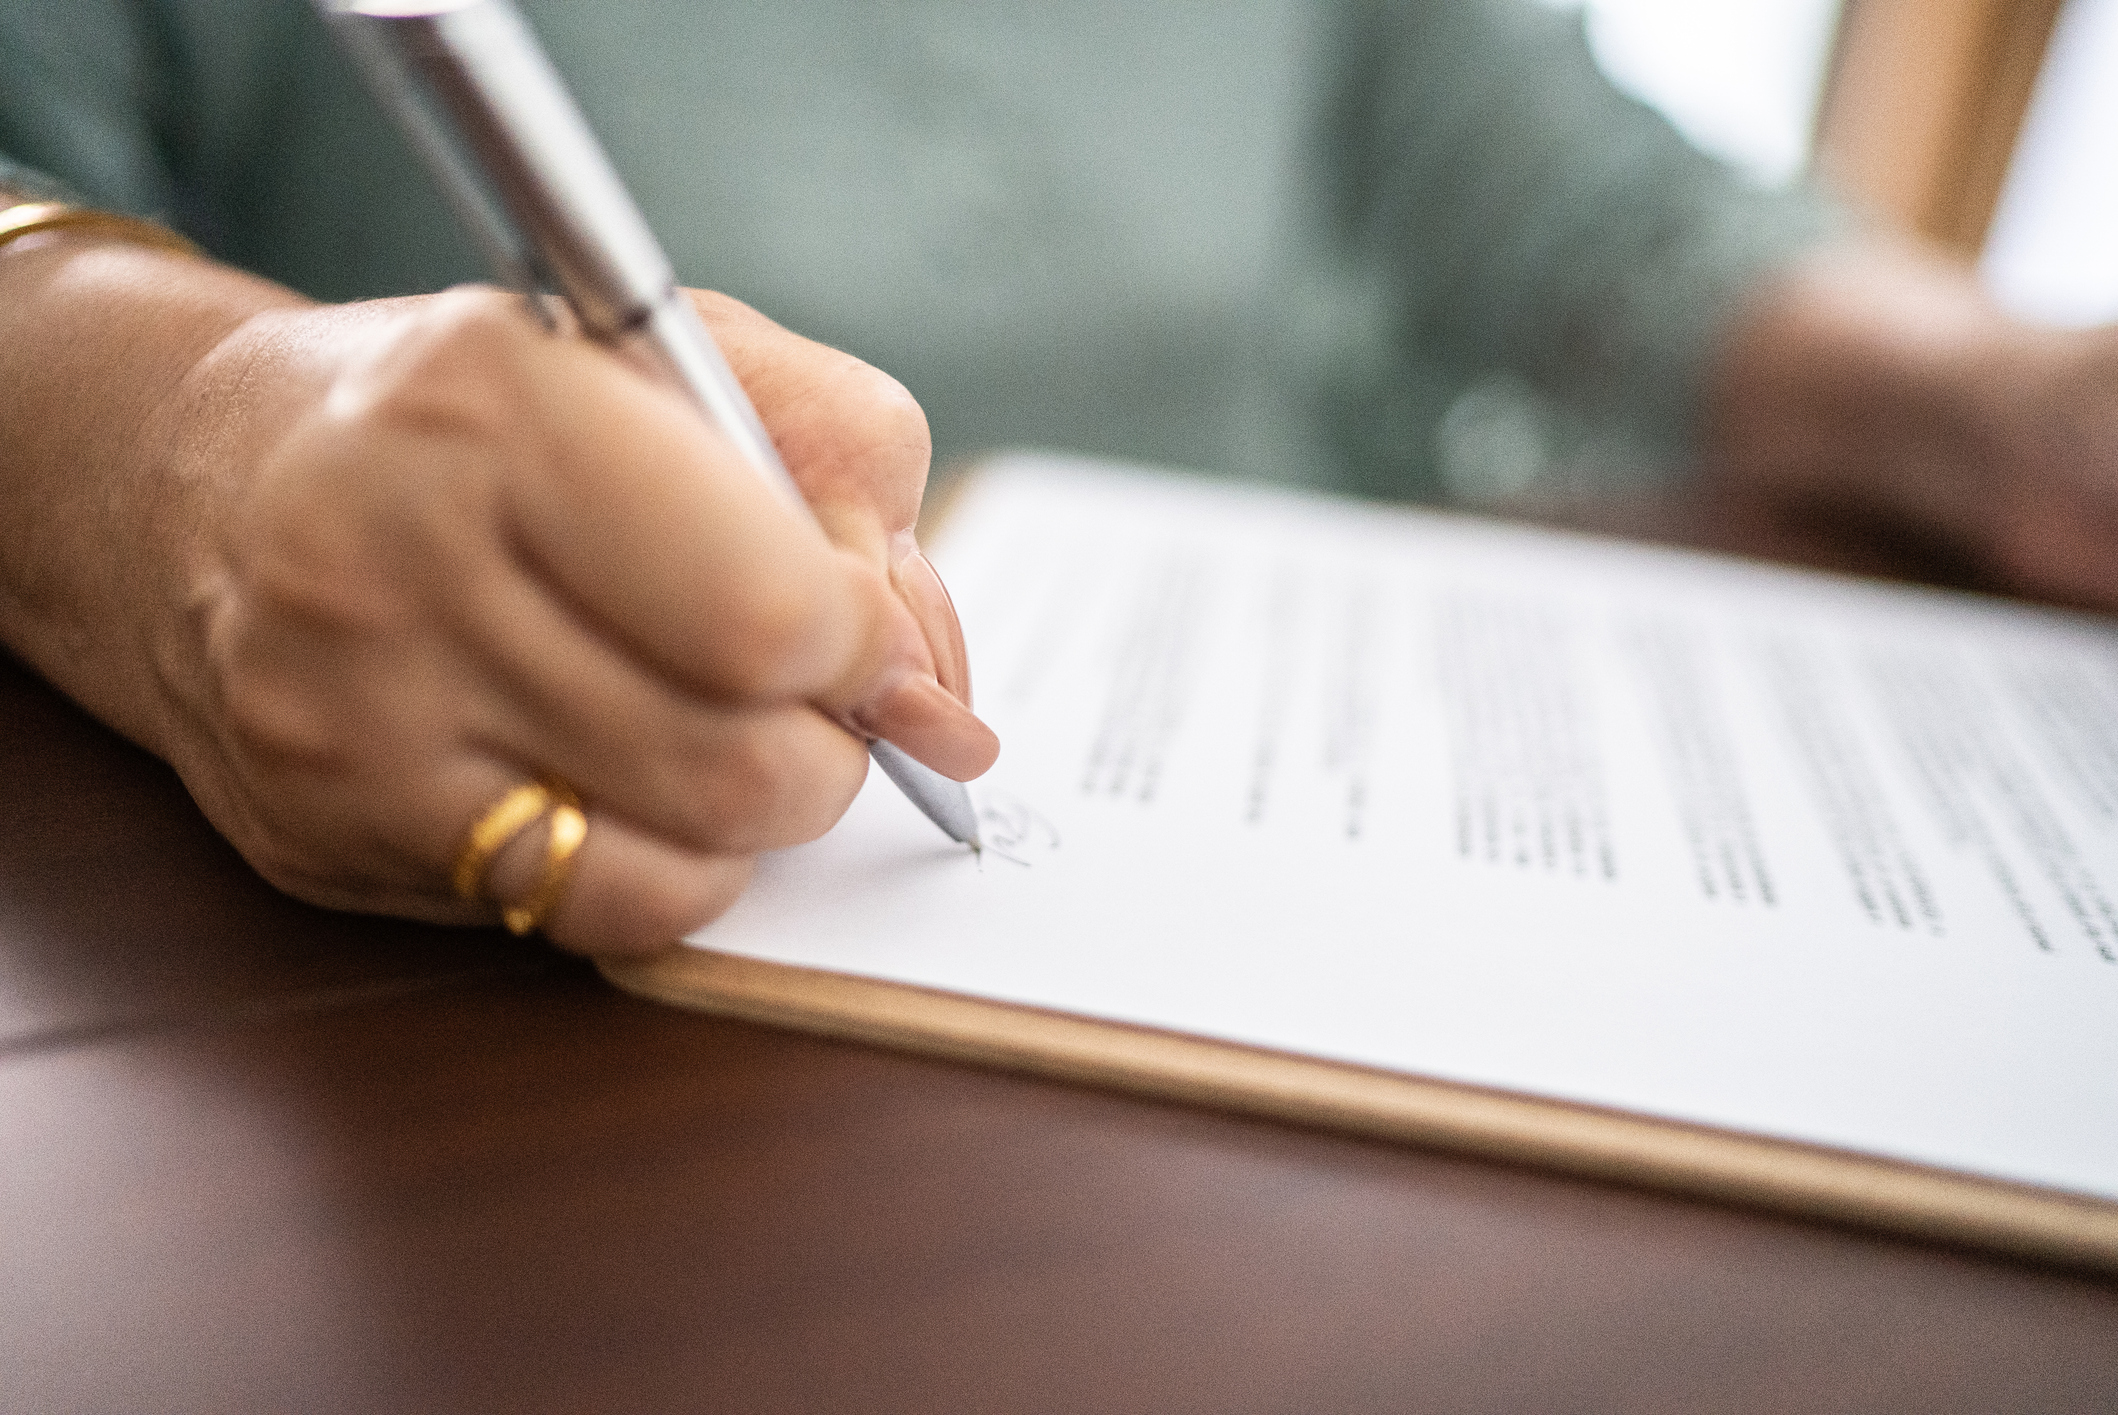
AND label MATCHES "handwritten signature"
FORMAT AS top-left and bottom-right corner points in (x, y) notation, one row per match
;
(978, 792), (1060, 868)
